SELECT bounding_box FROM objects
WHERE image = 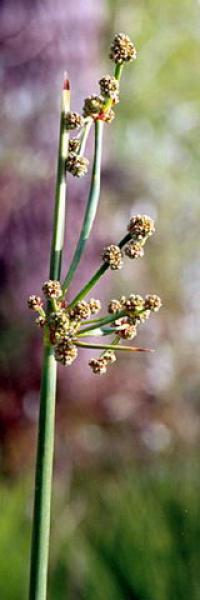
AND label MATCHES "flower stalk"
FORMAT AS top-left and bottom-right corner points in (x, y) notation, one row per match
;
(29, 76), (70, 600)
